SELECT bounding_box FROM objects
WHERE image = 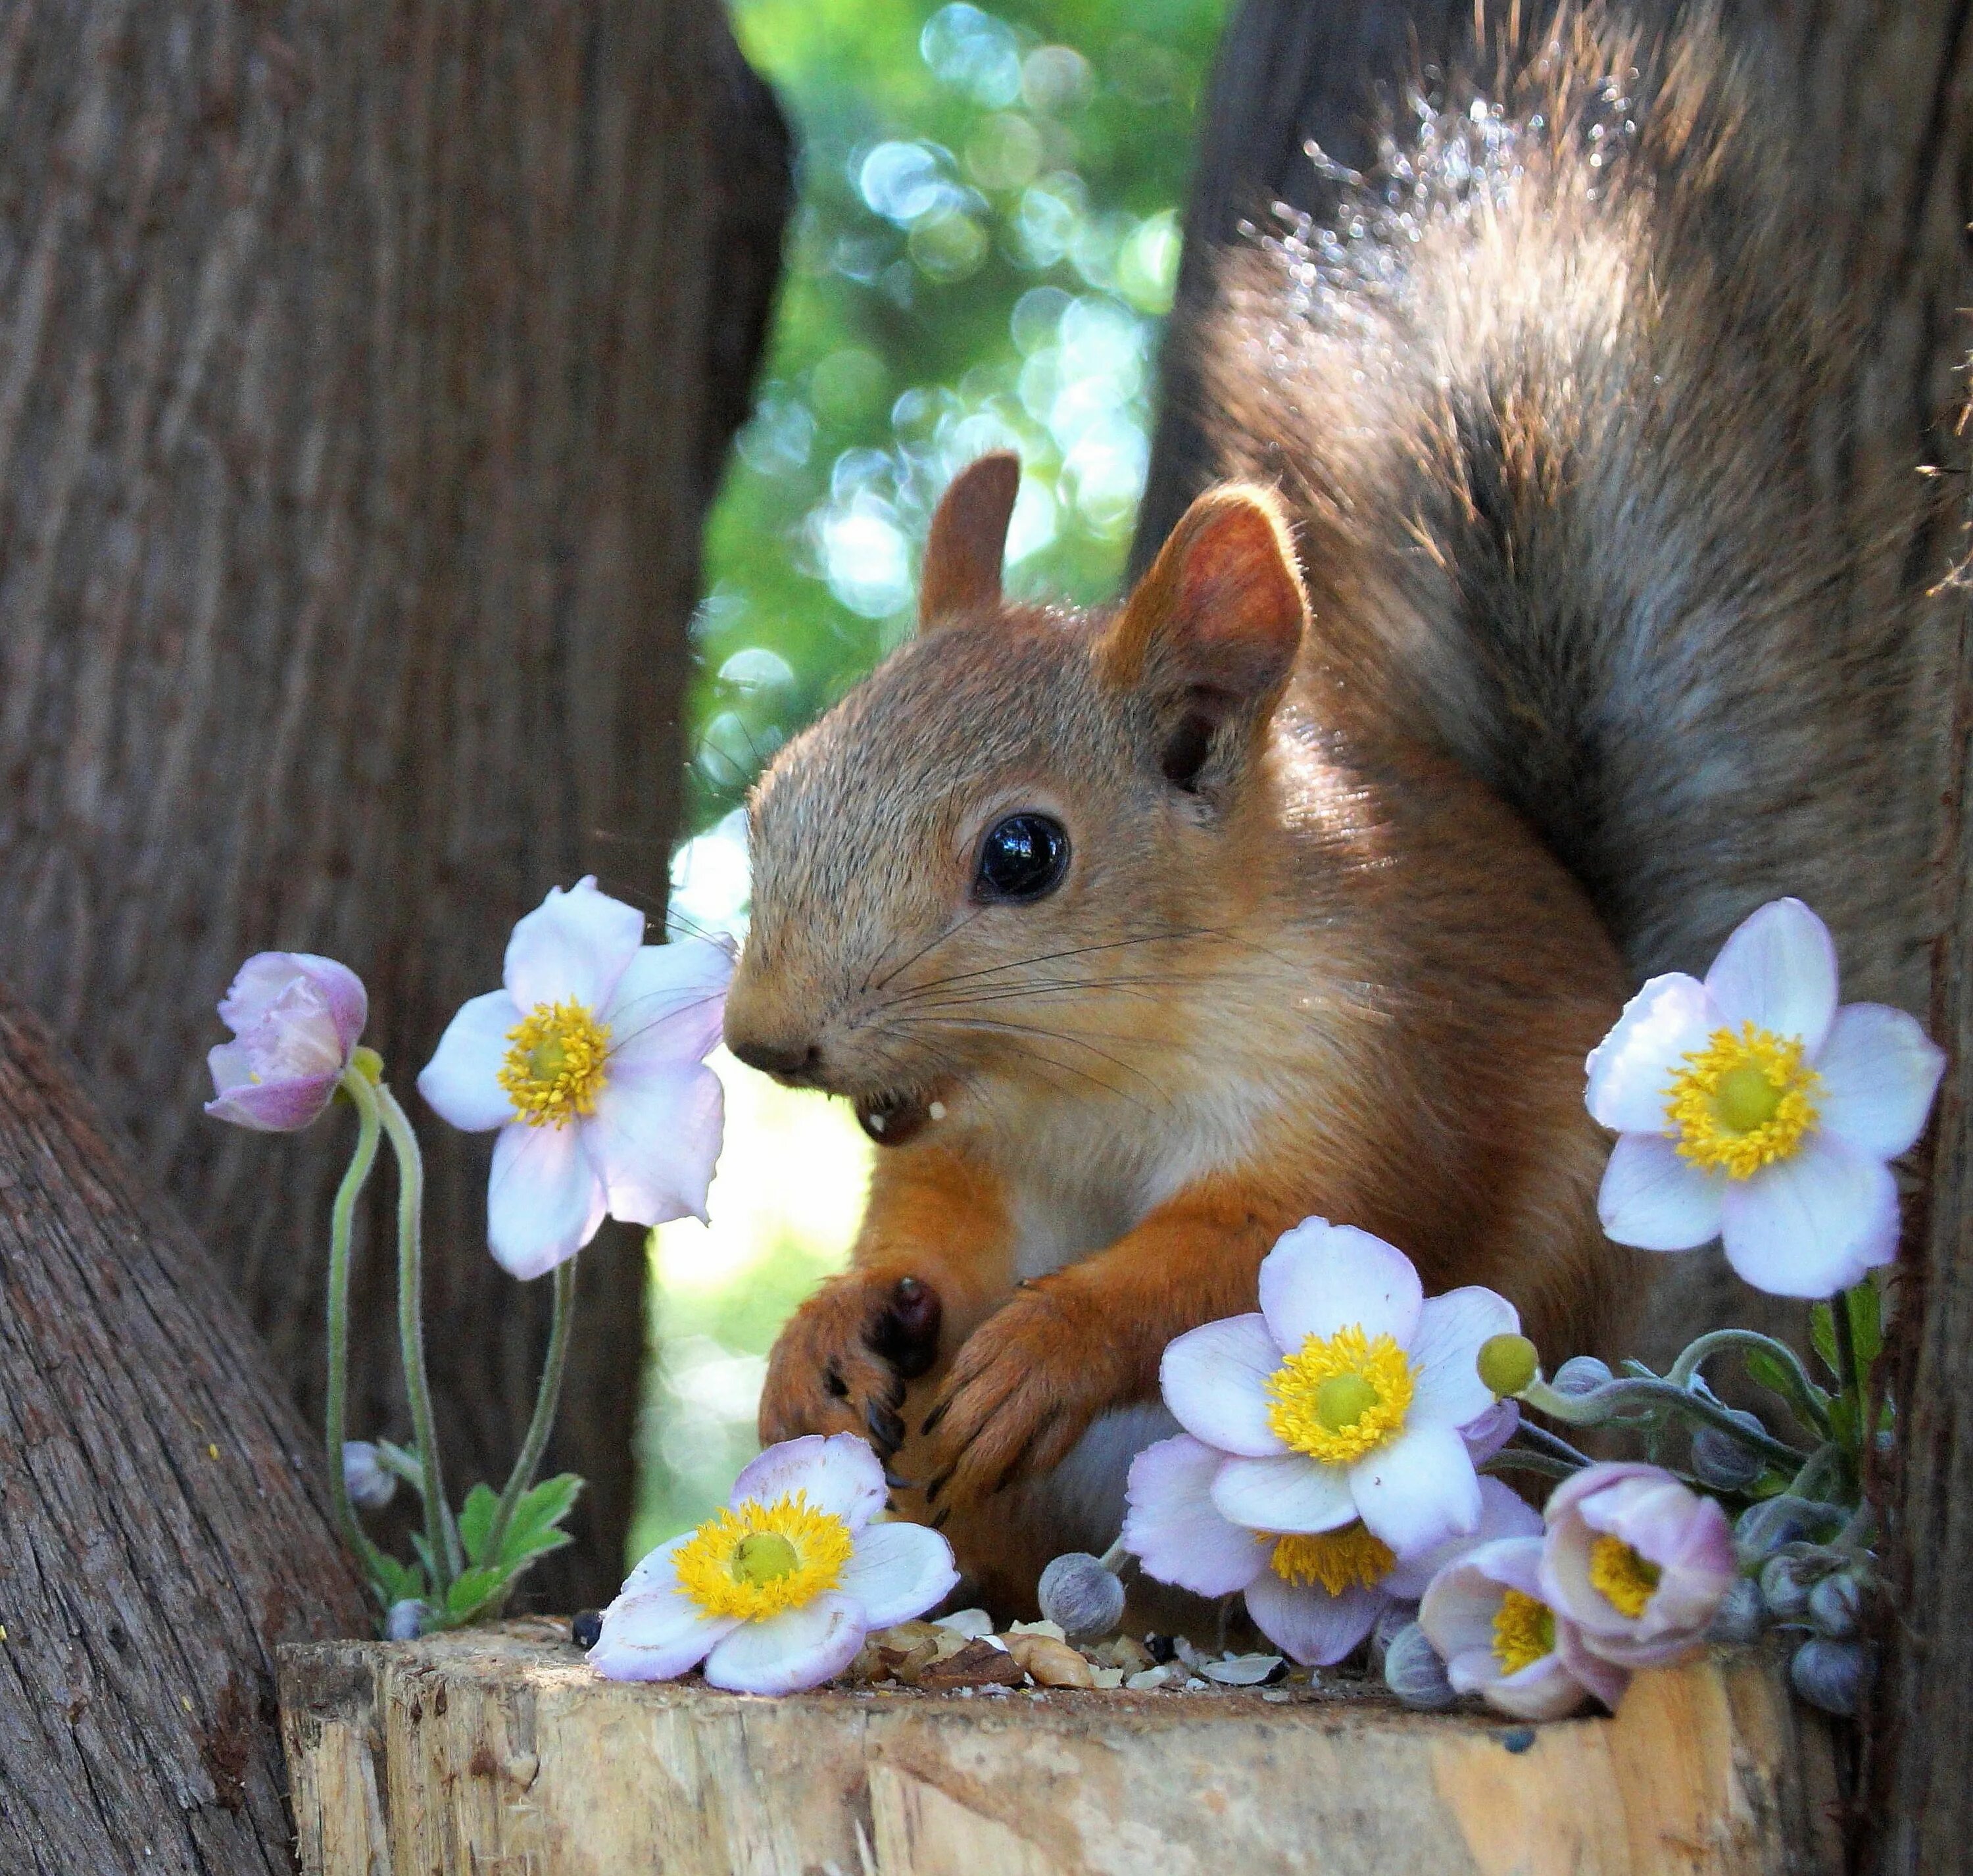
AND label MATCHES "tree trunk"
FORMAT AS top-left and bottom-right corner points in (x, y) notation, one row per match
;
(1138, 3), (1973, 1866)
(0, 2), (789, 1607)
(0, 987), (368, 1875)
